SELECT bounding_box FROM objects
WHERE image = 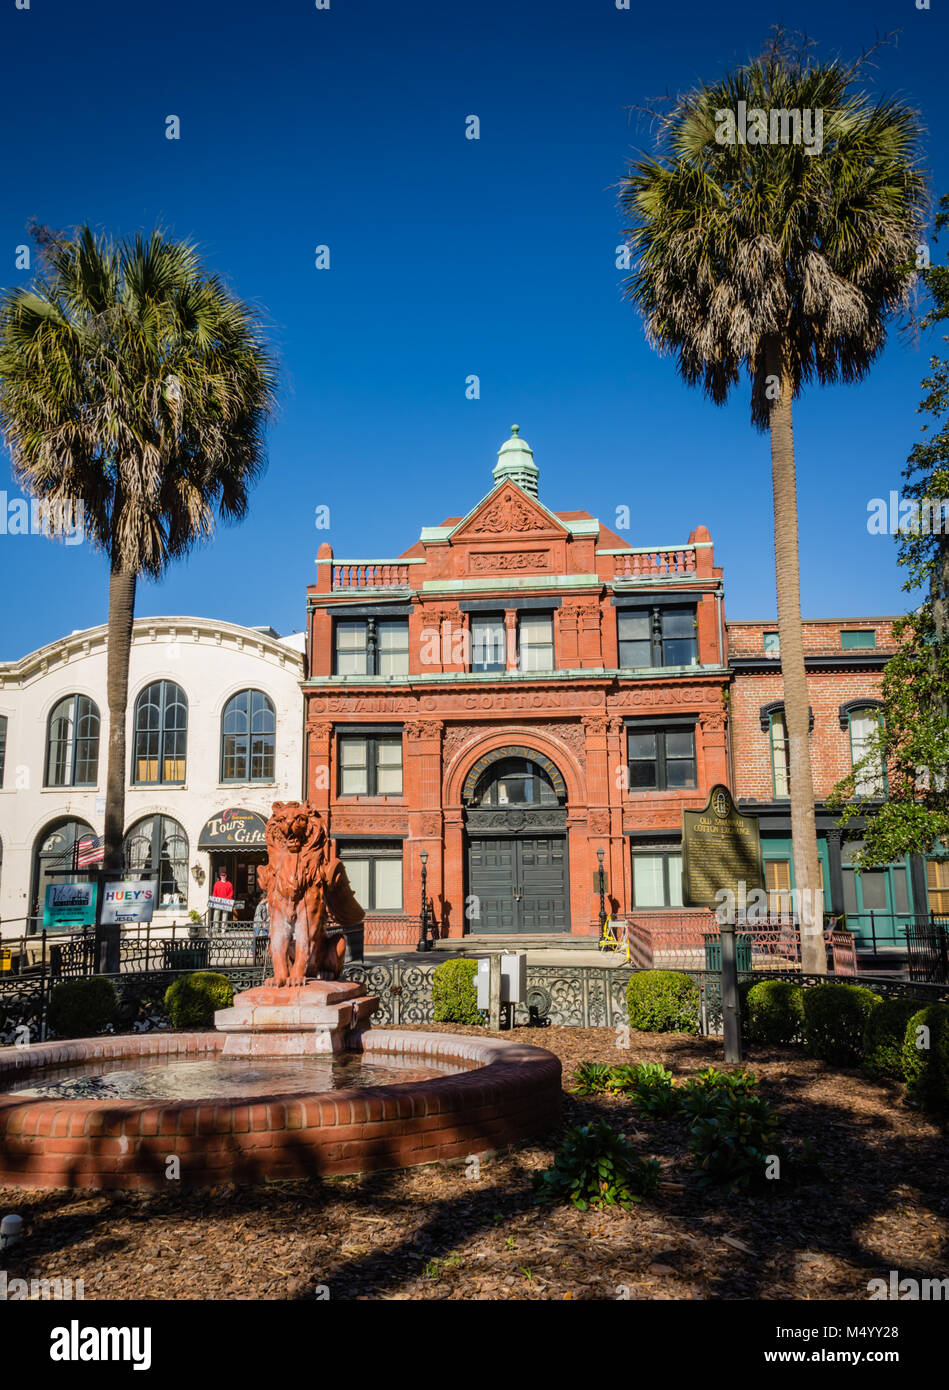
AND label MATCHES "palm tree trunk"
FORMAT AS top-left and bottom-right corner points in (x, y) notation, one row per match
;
(94, 563), (136, 972)
(766, 341), (826, 974)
